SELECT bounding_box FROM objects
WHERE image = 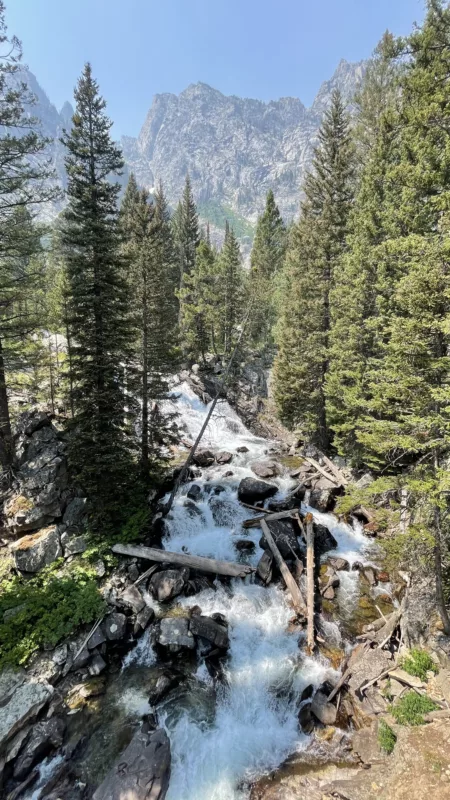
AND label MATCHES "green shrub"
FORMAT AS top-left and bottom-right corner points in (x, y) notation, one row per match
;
(401, 649), (438, 682)
(391, 691), (437, 726)
(0, 561), (105, 668)
(378, 720), (397, 754)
